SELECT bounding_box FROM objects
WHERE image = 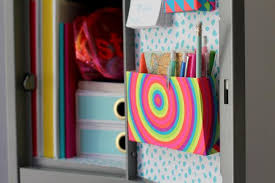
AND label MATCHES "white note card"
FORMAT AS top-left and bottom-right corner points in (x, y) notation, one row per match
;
(126, 0), (172, 29)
